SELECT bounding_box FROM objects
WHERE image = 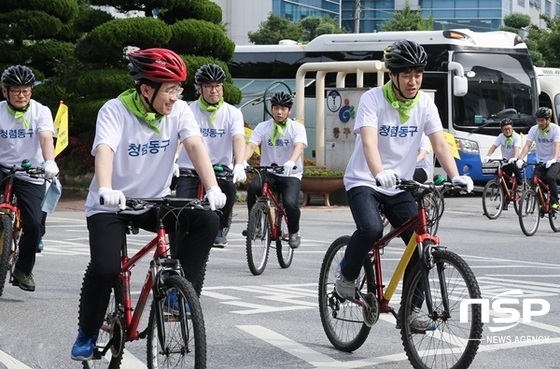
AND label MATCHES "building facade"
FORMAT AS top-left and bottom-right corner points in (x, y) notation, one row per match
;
(212, 0), (558, 44)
